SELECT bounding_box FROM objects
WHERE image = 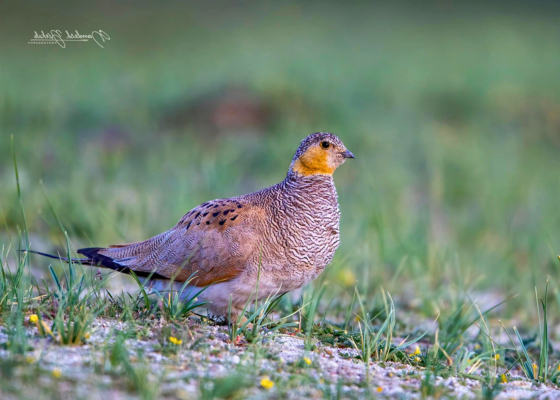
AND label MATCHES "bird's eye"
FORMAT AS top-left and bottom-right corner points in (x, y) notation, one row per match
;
(321, 141), (330, 149)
